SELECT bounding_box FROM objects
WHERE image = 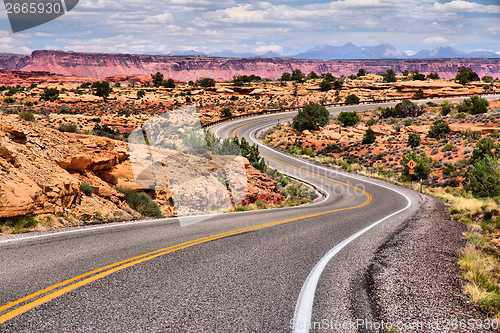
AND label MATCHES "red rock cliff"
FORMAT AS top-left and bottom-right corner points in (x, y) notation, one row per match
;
(1, 50), (500, 81)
